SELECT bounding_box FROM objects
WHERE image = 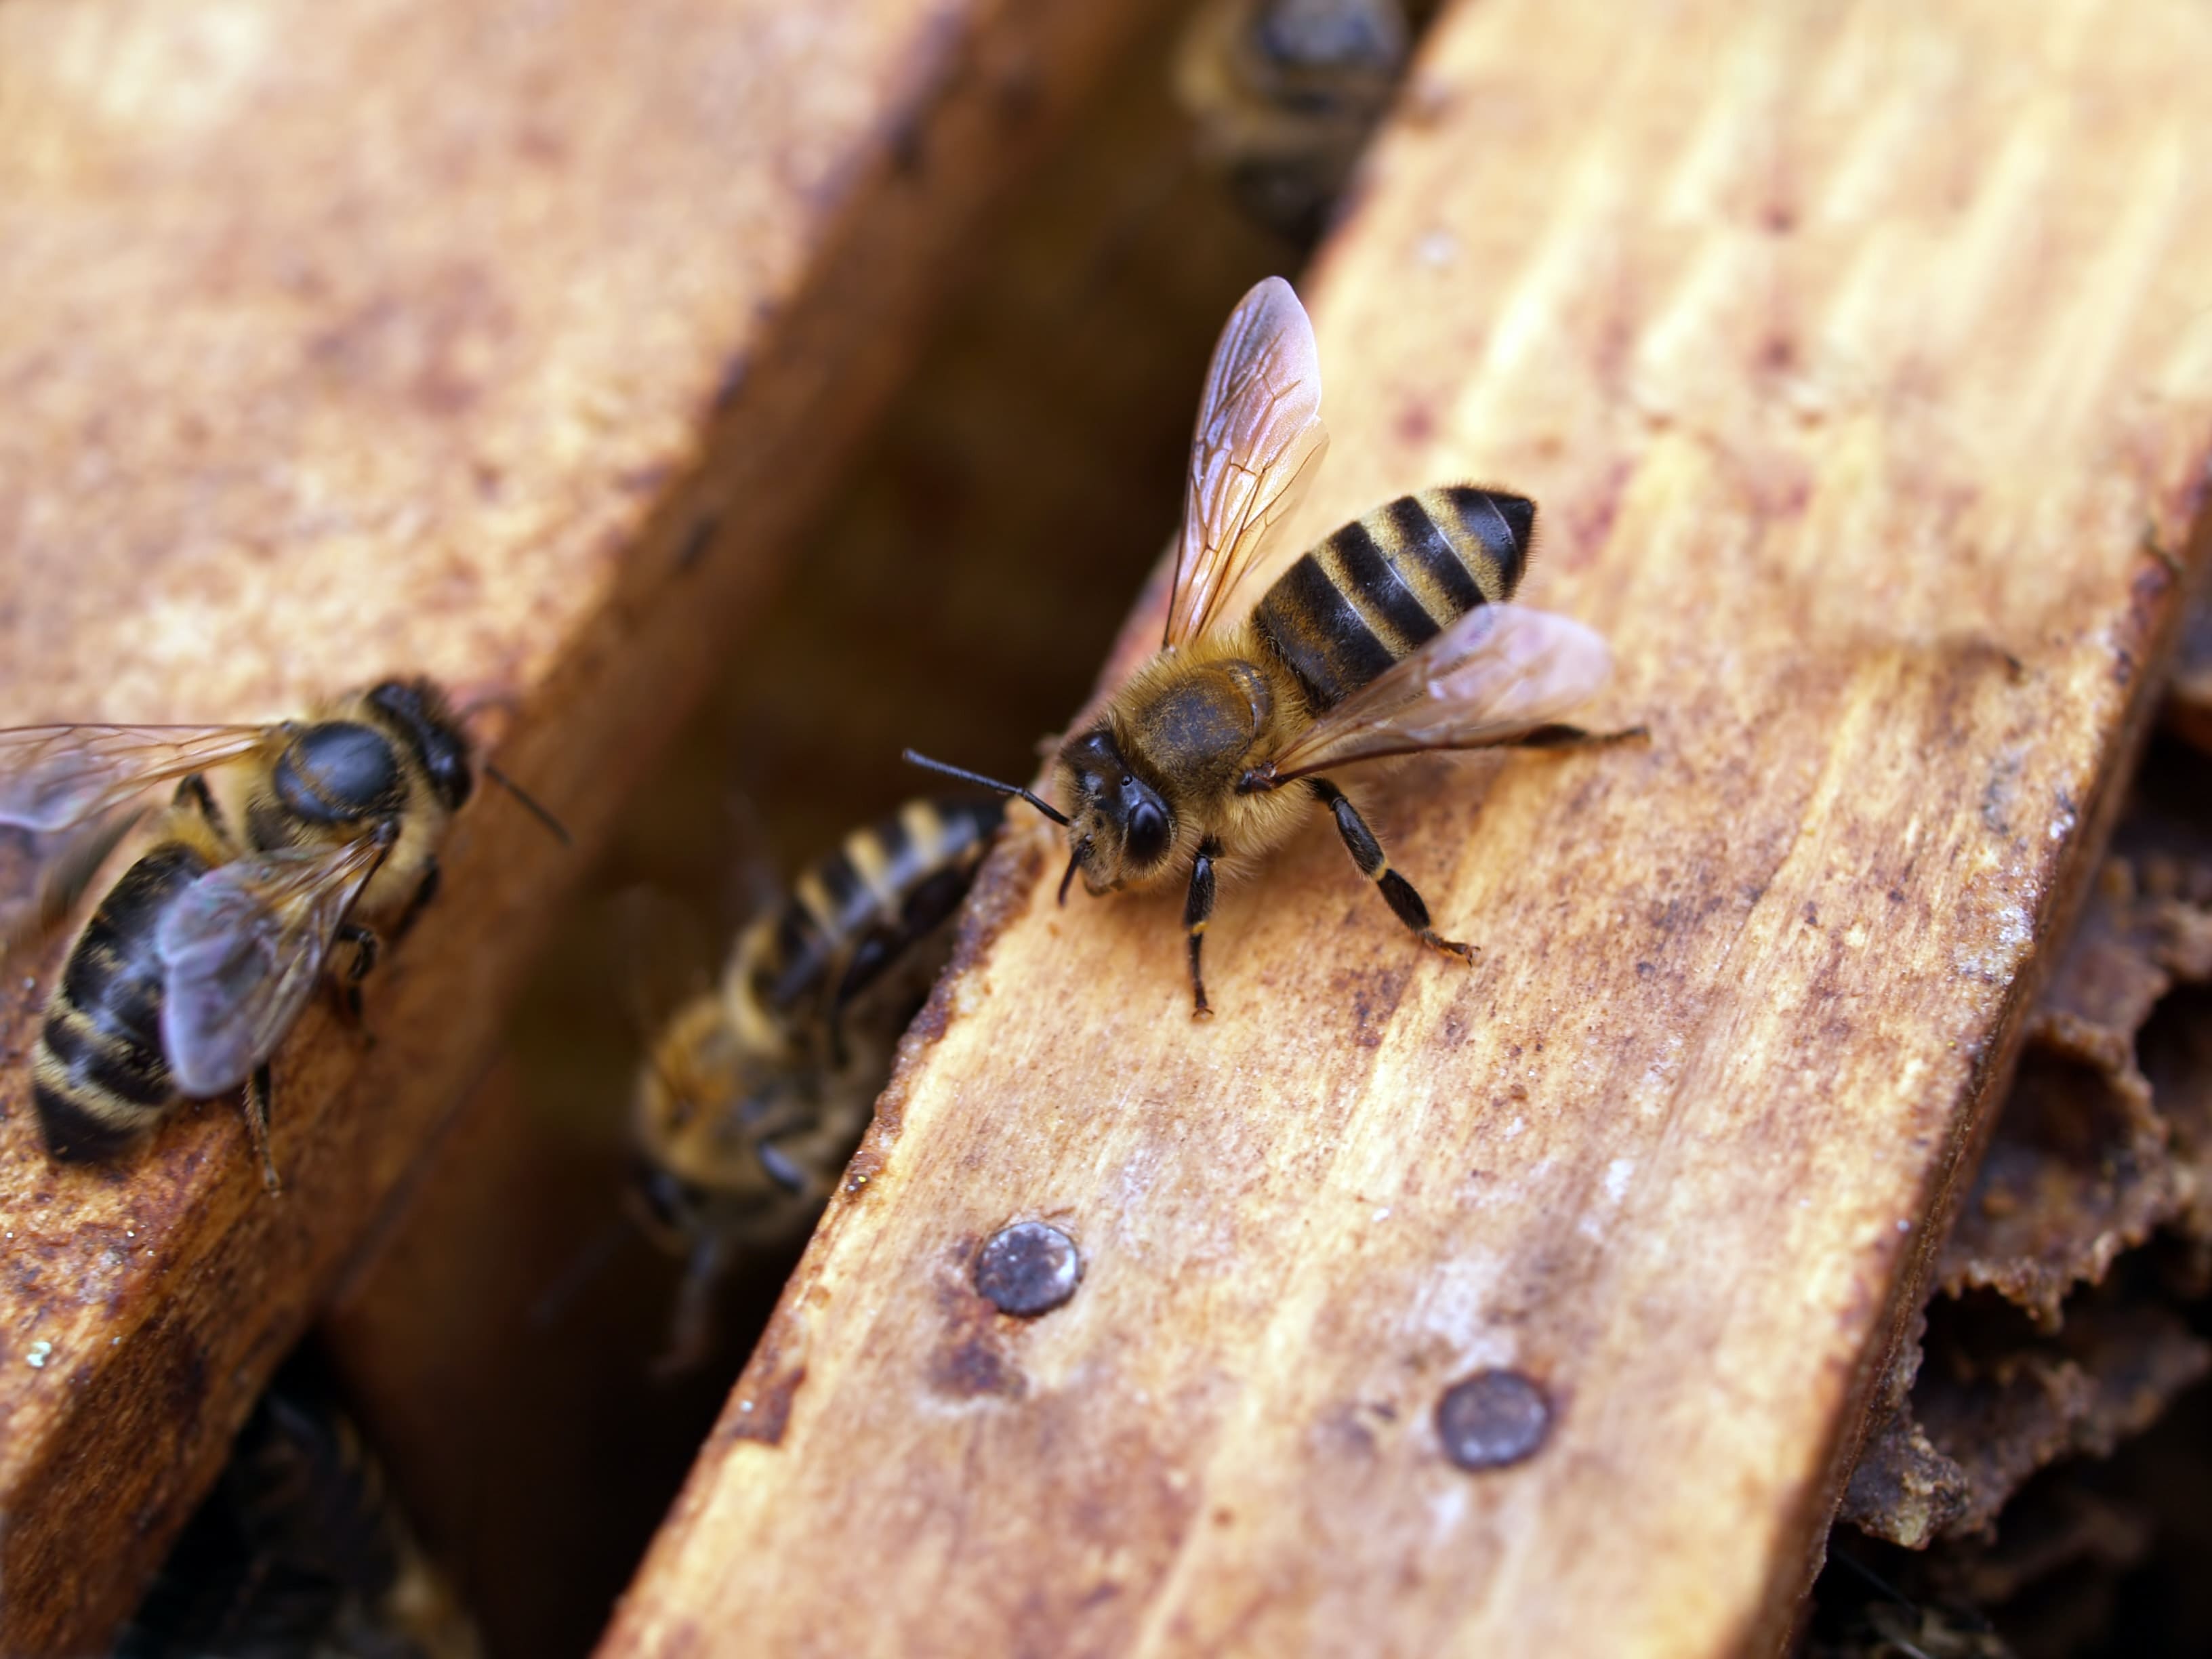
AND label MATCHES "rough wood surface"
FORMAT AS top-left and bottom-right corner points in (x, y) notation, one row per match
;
(599, 1), (2212, 1656)
(0, 1), (1166, 1651)
(318, 7), (1299, 1647)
